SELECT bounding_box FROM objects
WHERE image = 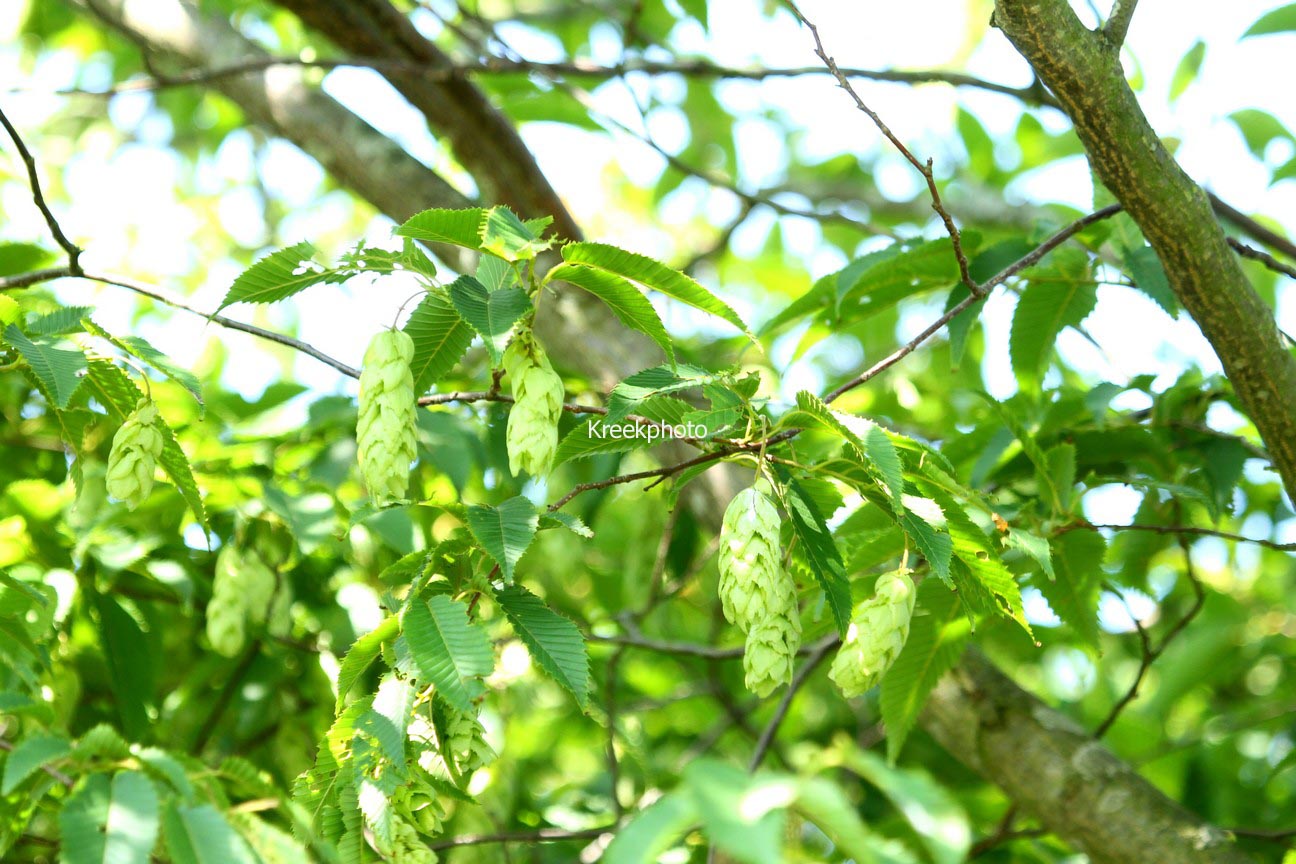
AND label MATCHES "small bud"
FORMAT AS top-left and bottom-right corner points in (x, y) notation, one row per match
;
(828, 568), (916, 698)
(106, 398), (165, 509)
